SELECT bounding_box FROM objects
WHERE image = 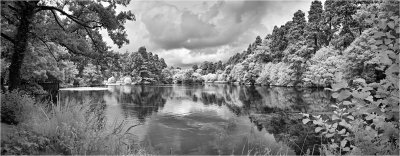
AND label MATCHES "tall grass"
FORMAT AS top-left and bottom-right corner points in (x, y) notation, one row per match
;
(1, 90), (149, 155)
